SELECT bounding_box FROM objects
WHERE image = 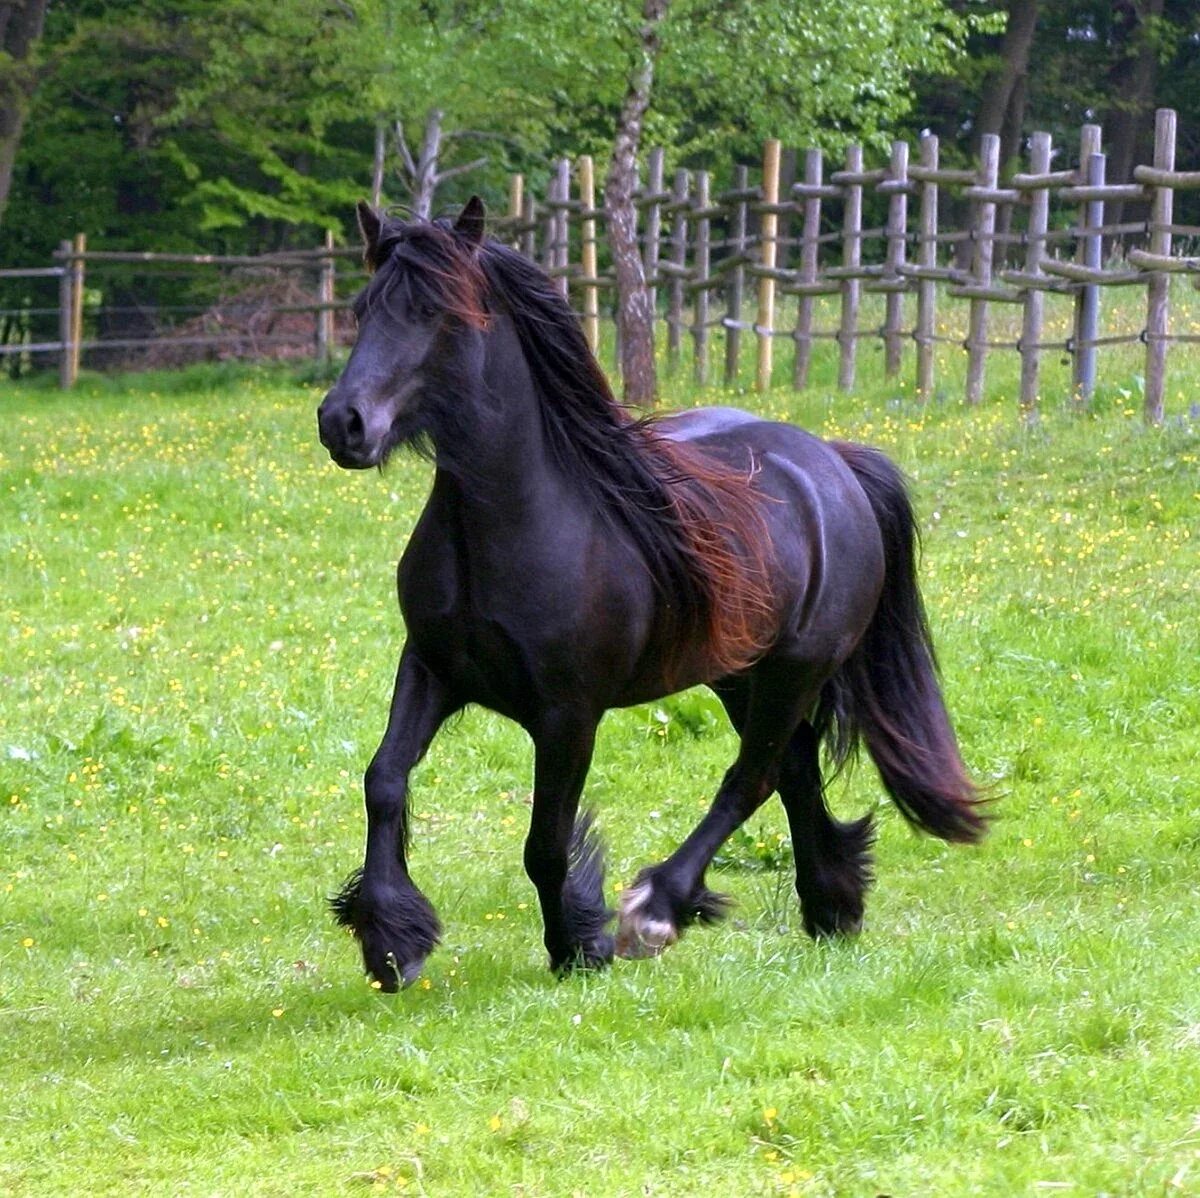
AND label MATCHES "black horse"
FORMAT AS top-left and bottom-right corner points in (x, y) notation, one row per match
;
(317, 197), (985, 991)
